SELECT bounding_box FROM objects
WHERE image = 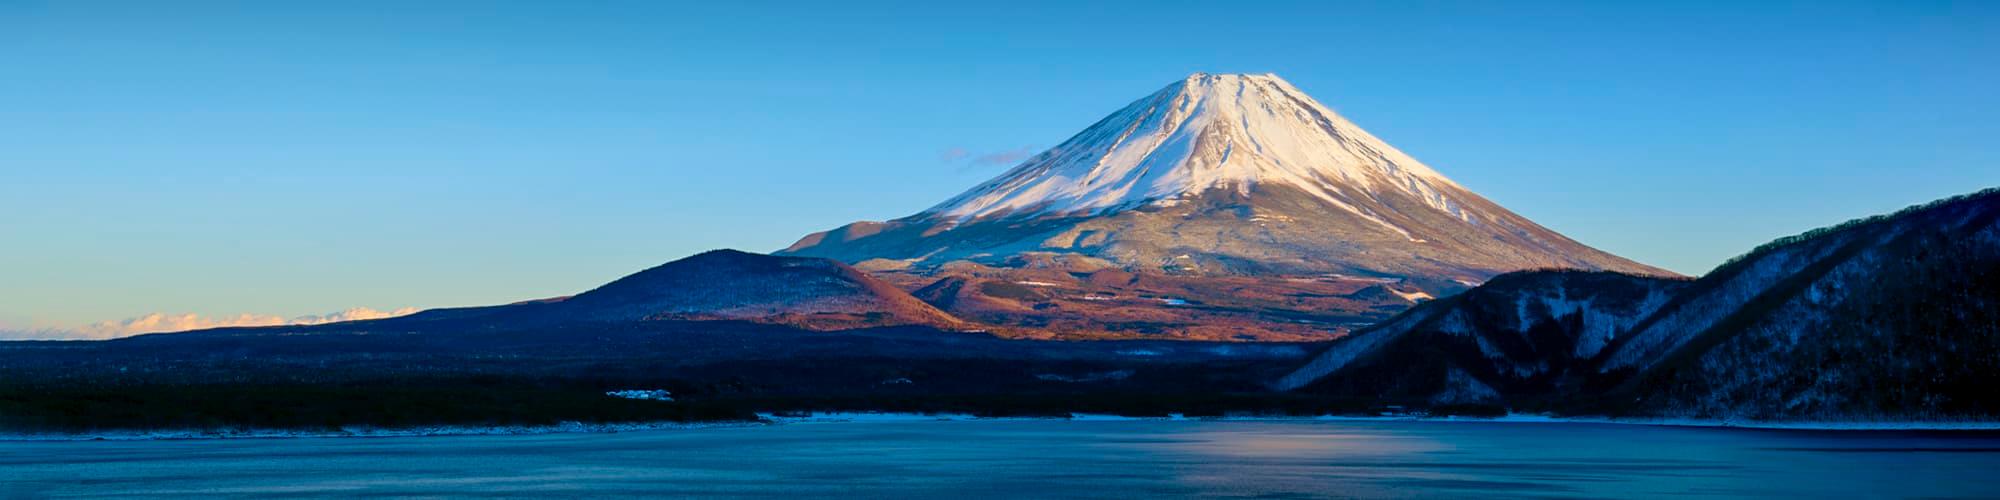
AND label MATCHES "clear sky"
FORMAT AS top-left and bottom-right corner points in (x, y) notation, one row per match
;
(3, 0), (1996, 333)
